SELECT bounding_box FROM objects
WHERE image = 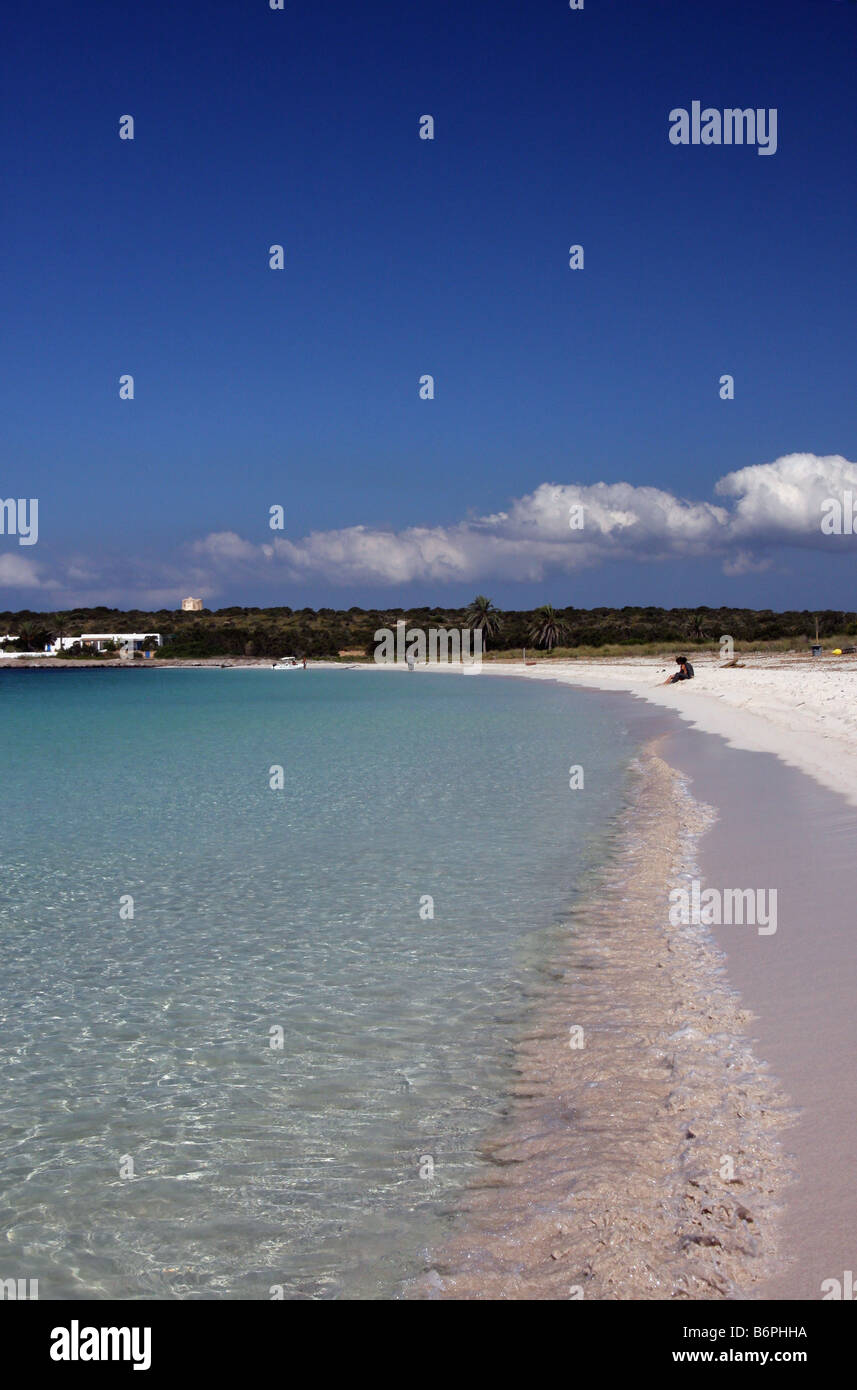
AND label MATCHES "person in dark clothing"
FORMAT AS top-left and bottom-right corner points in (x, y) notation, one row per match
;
(663, 655), (694, 685)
